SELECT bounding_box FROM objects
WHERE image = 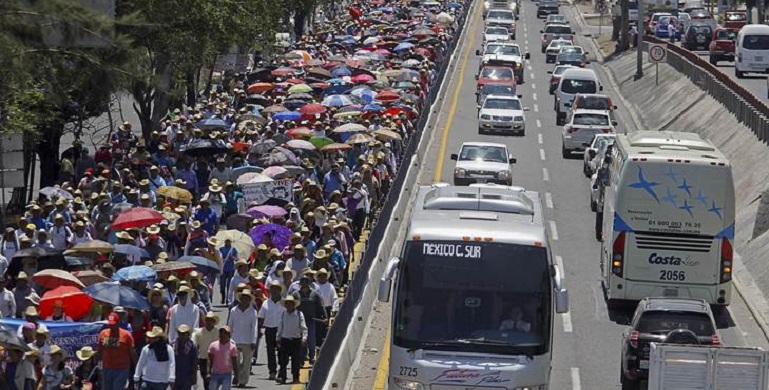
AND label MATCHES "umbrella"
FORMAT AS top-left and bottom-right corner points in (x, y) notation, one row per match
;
(72, 270), (109, 286)
(250, 223), (292, 250)
(113, 265), (157, 282)
(285, 139), (317, 151)
(232, 166), (264, 177)
(236, 172), (272, 185)
(161, 211), (181, 224)
(197, 118), (228, 130)
(13, 247), (61, 260)
(309, 136), (334, 149)
(376, 90), (401, 101)
(436, 12), (455, 24)
(352, 74), (375, 83)
(283, 99), (307, 111)
(382, 69), (404, 77)
(226, 213), (255, 231)
(289, 92), (314, 101)
(153, 260), (196, 273)
(263, 198), (291, 208)
(374, 129), (403, 140)
(64, 256), (93, 267)
(249, 139), (277, 155)
(39, 286), (93, 321)
(246, 205), (289, 219)
(39, 186), (73, 201)
(64, 239), (113, 254)
(394, 42), (415, 52)
(403, 58), (422, 68)
(321, 143), (353, 152)
(272, 111), (302, 121)
(263, 105), (288, 113)
(157, 186), (193, 203)
(111, 207), (164, 230)
(243, 93), (270, 105)
(179, 256), (220, 274)
(333, 123), (367, 133)
(33, 269), (85, 289)
(333, 111), (362, 119)
(180, 139), (230, 157)
(214, 230), (256, 259)
(363, 103), (385, 112)
(269, 146), (301, 166)
(351, 88), (377, 103)
(287, 127), (313, 138)
(262, 166), (290, 179)
(114, 244), (150, 261)
(287, 50), (313, 62)
(288, 84), (313, 94)
(308, 67), (332, 79)
(272, 67), (300, 76)
(247, 82), (274, 94)
(323, 84), (352, 96)
(395, 81), (417, 89)
(299, 103), (326, 115)
(322, 94), (355, 107)
(83, 282), (151, 311)
(0, 329), (30, 351)
(331, 66), (353, 77)
(347, 133), (375, 144)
